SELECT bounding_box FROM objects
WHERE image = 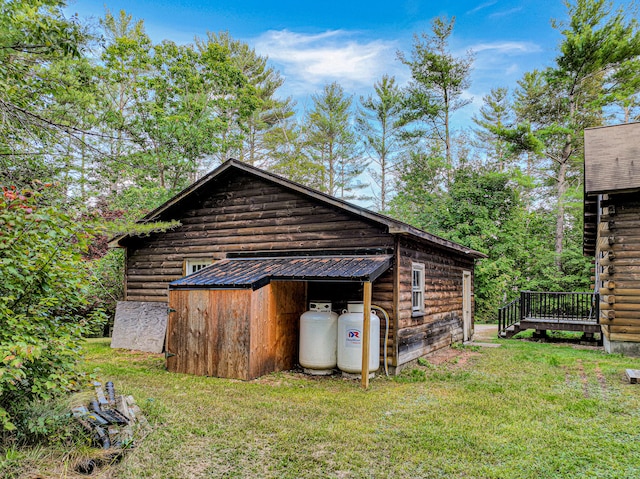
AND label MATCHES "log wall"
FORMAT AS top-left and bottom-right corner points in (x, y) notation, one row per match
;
(396, 237), (475, 365)
(125, 173), (394, 302)
(597, 194), (640, 344)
